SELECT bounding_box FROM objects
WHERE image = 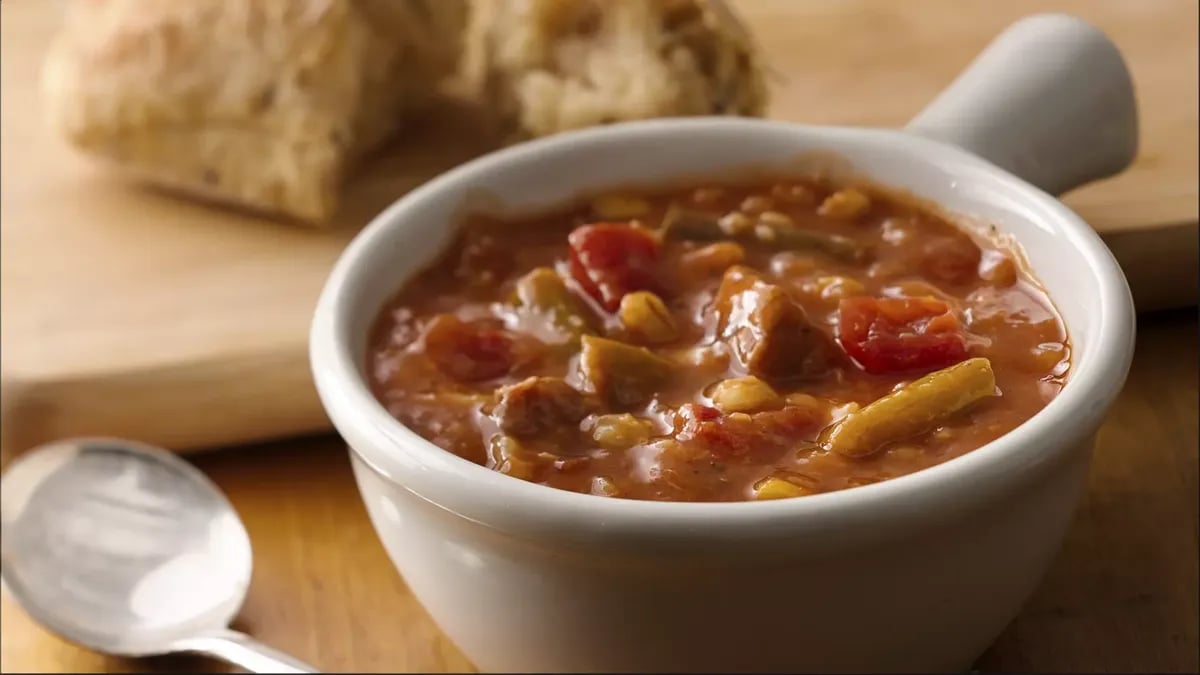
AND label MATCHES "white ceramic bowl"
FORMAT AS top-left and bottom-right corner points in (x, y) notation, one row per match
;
(311, 14), (1138, 673)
